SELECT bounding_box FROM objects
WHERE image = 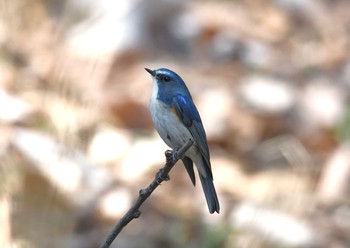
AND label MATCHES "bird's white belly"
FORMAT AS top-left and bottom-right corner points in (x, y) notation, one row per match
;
(150, 99), (197, 155)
